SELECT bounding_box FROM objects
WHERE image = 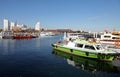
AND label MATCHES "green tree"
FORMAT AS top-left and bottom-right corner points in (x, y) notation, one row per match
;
(0, 29), (2, 32)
